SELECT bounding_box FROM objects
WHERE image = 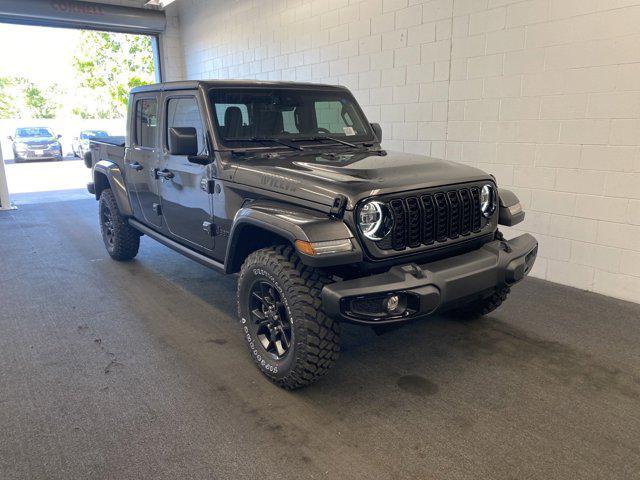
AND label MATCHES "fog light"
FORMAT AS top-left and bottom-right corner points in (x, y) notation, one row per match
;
(386, 295), (399, 312)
